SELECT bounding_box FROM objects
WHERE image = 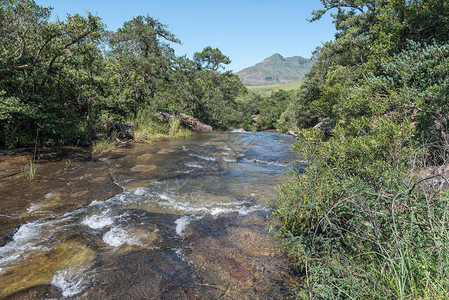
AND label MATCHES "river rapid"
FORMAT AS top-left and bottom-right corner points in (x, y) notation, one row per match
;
(0, 132), (303, 299)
